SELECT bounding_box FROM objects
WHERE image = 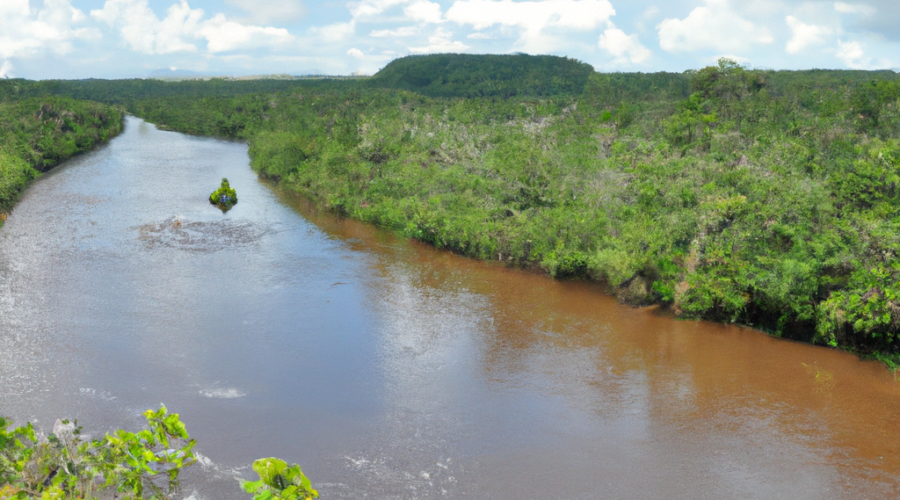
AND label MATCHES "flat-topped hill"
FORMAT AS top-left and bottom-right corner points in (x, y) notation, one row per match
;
(371, 53), (595, 98)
